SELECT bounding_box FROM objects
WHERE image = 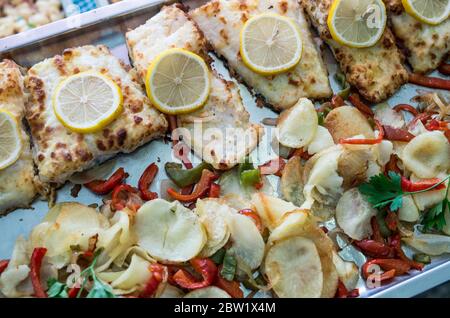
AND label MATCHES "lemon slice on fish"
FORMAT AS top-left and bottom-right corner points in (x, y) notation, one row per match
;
(146, 48), (210, 115)
(402, 0), (450, 25)
(0, 110), (22, 170)
(327, 0), (387, 48)
(53, 71), (123, 133)
(240, 13), (303, 75)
